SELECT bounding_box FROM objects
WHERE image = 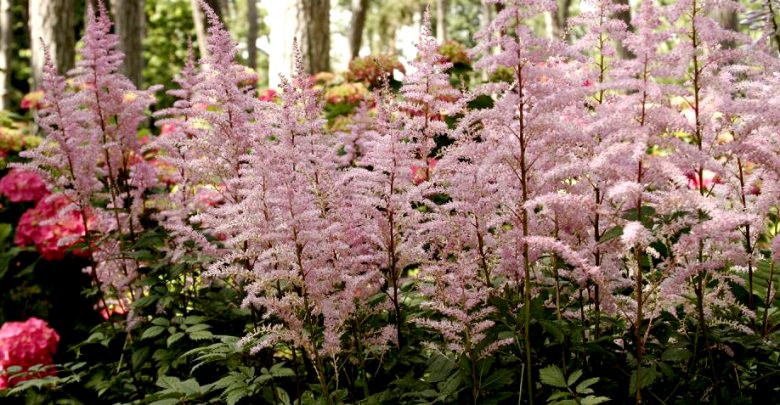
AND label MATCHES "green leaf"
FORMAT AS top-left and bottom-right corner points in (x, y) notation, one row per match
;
(142, 326), (166, 340)
(566, 369), (583, 387)
(661, 347), (692, 362)
(149, 399), (180, 405)
(167, 332), (185, 347)
(178, 378), (200, 395)
(156, 375), (181, 390)
(539, 365), (567, 388)
(575, 377), (599, 394)
(540, 320), (565, 344)
(189, 330), (214, 340)
(581, 396), (610, 405)
(426, 354), (455, 383)
(599, 226), (623, 244)
(185, 324), (211, 333)
(628, 367), (656, 396)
